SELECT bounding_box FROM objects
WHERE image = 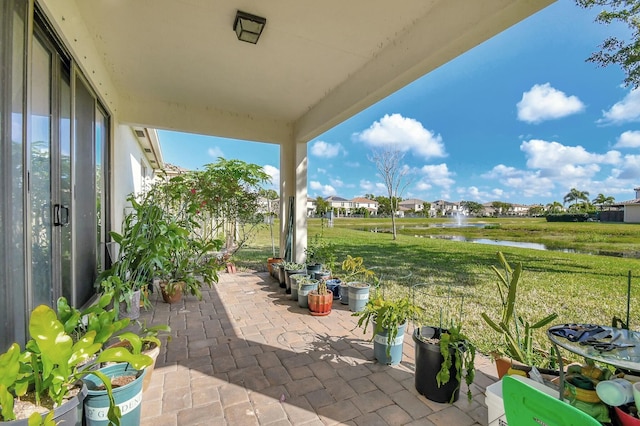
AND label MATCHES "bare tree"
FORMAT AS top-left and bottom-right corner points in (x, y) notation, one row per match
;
(369, 148), (412, 240)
